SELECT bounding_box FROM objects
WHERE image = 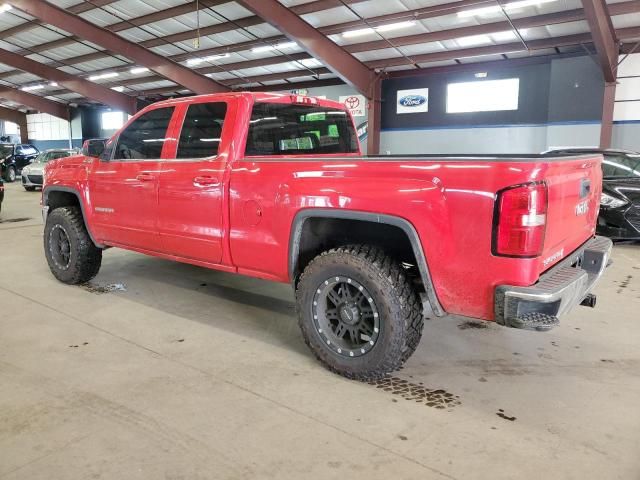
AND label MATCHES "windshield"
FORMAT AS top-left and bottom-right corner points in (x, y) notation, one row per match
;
(34, 151), (73, 163)
(245, 102), (359, 155)
(0, 145), (13, 158)
(602, 153), (640, 179)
